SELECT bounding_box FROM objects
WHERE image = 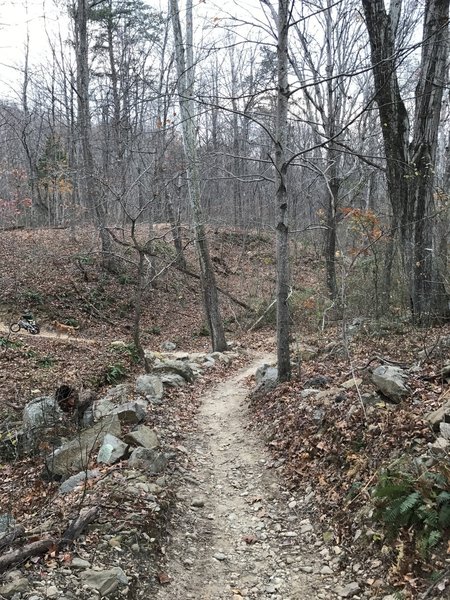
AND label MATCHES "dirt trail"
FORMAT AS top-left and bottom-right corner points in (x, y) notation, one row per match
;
(0, 322), (95, 344)
(156, 355), (346, 600)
